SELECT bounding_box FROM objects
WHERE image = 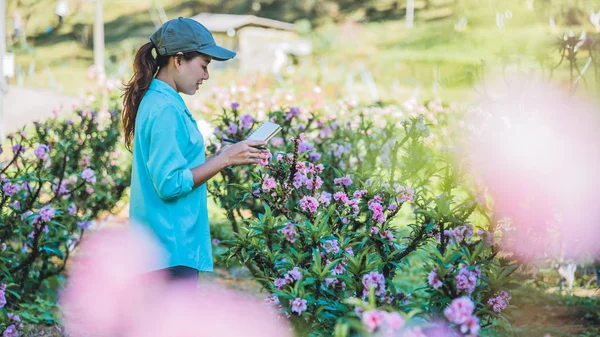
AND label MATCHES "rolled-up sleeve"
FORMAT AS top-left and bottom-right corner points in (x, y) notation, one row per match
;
(145, 106), (195, 201)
